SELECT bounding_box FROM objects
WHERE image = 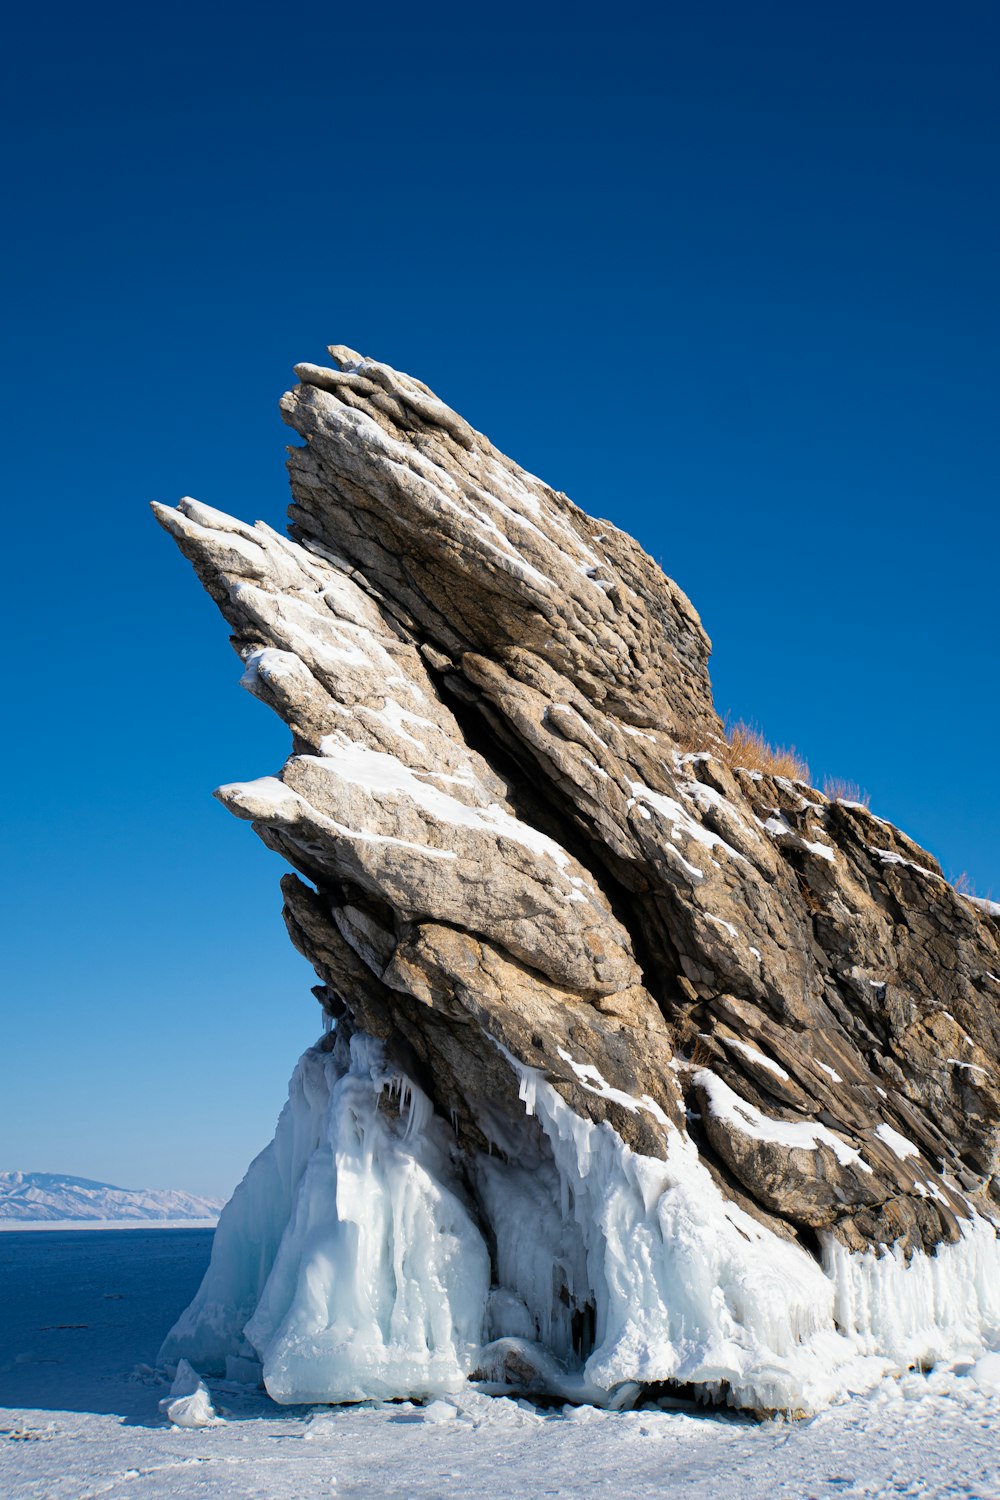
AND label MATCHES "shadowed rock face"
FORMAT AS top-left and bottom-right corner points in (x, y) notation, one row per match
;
(154, 347), (1000, 1275)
